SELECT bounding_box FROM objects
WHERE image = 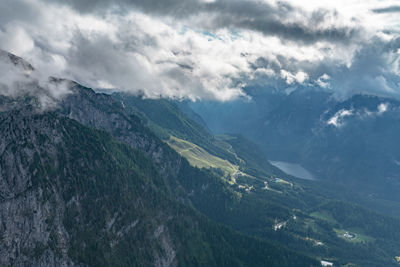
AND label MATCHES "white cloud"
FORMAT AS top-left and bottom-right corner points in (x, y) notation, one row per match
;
(377, 102), (389, 114)
(280, 70), (309, 84)
(326, 102), (391, 128)
(0, 0), (399, 101)
(316, 73), (330, 88)
(0, 25), (34, 55)
(327, 109), (353, 127)
(0, 55), (72, 110)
